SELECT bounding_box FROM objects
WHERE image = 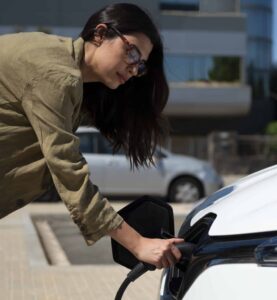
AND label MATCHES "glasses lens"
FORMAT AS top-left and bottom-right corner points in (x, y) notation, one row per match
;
(126, 46), (141, 65)
(126, 47), (147, 77)
(137, 61), (147, 77)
